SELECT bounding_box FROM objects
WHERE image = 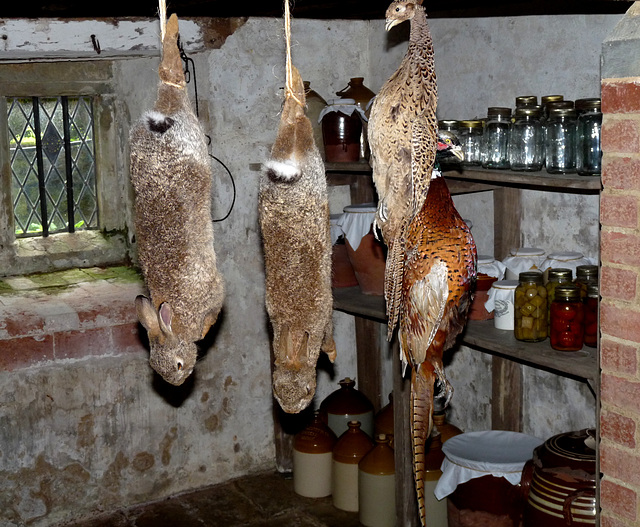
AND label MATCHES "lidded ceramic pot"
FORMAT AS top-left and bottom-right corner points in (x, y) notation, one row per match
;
(484, 280), (519, 330)
(293, 411), (337, 498)
(335, 77), (375, 160)
(319, 98), (366, 162)
(338, 203), (385, 296)
(522, 429), (596, 527)
(321, 377), (374, 438)
(358, 434), (395, 527)
(332, 420), (374, 512)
